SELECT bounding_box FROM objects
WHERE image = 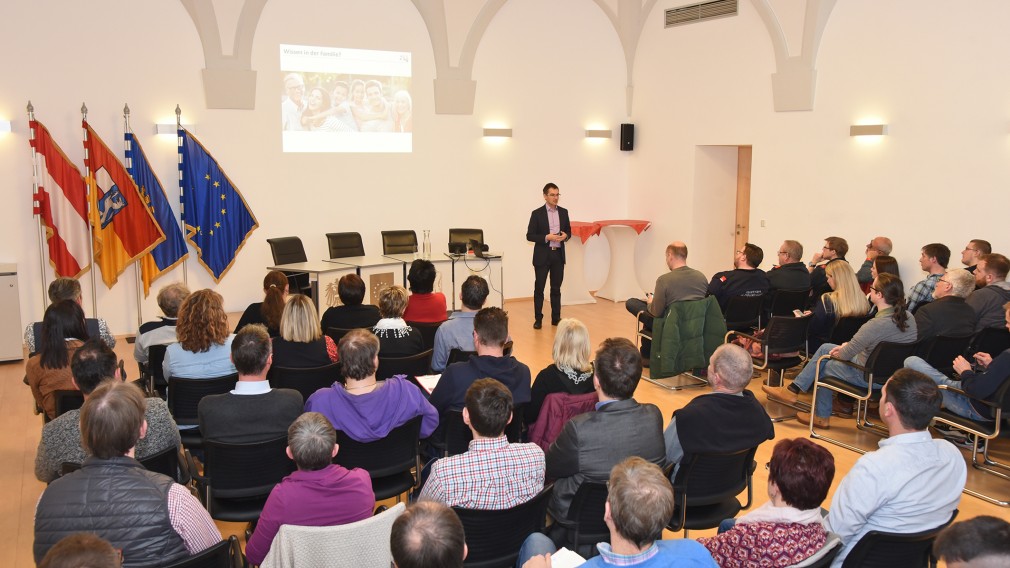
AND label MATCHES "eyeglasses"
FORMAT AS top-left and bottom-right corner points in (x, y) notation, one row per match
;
(822, 246), (834, 251)
(870, 286), (882, 294)
(938, 279), (950, 285)
(964, 248), (979, 253)
(777, 251), (788, 255)
(547, 193), (560, 198)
